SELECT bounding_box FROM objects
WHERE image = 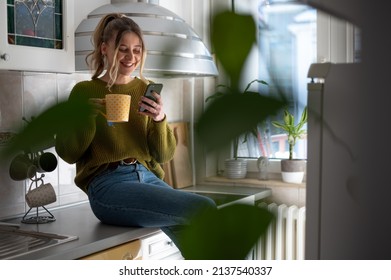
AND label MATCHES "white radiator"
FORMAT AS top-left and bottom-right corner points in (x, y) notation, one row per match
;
(257, 203), (306, 260)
